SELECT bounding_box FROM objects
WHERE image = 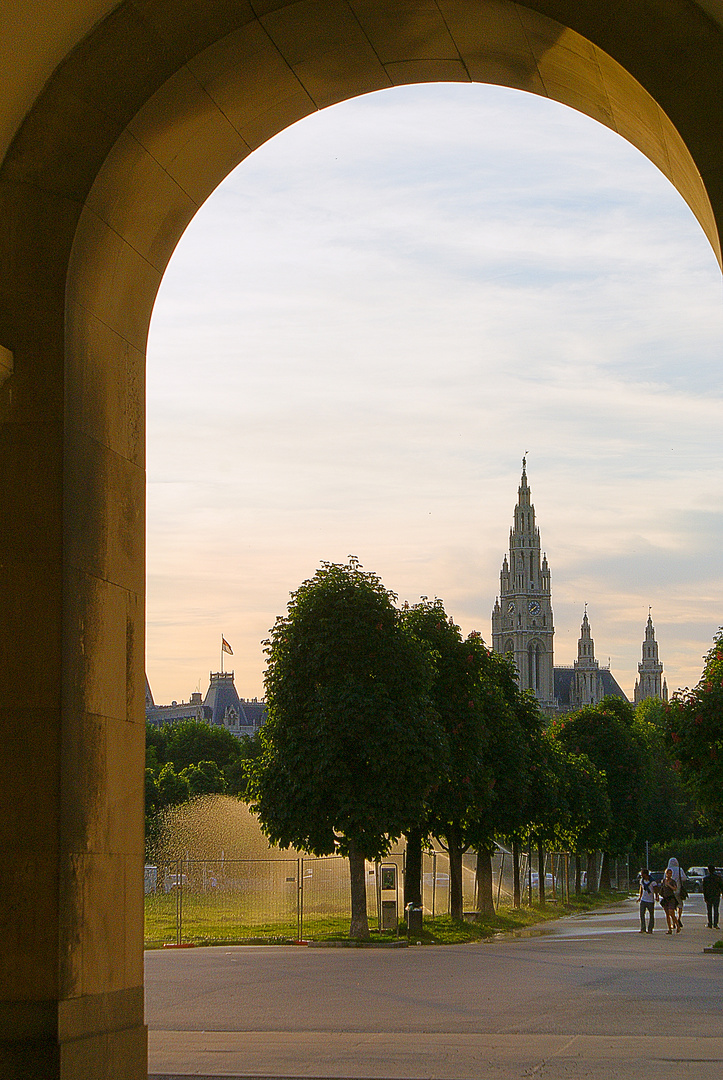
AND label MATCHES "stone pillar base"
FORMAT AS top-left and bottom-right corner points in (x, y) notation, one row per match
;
(0, 991), (147, 1079)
